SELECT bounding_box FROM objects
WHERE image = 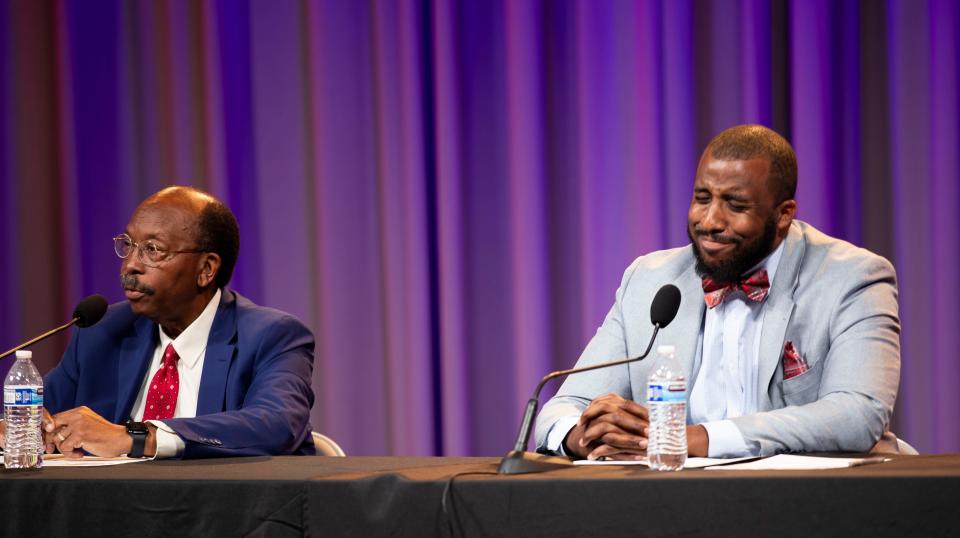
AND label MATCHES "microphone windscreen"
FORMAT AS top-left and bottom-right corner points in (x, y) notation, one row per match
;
(73, 294), (108, 328)
(650, 284), (681, 328)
